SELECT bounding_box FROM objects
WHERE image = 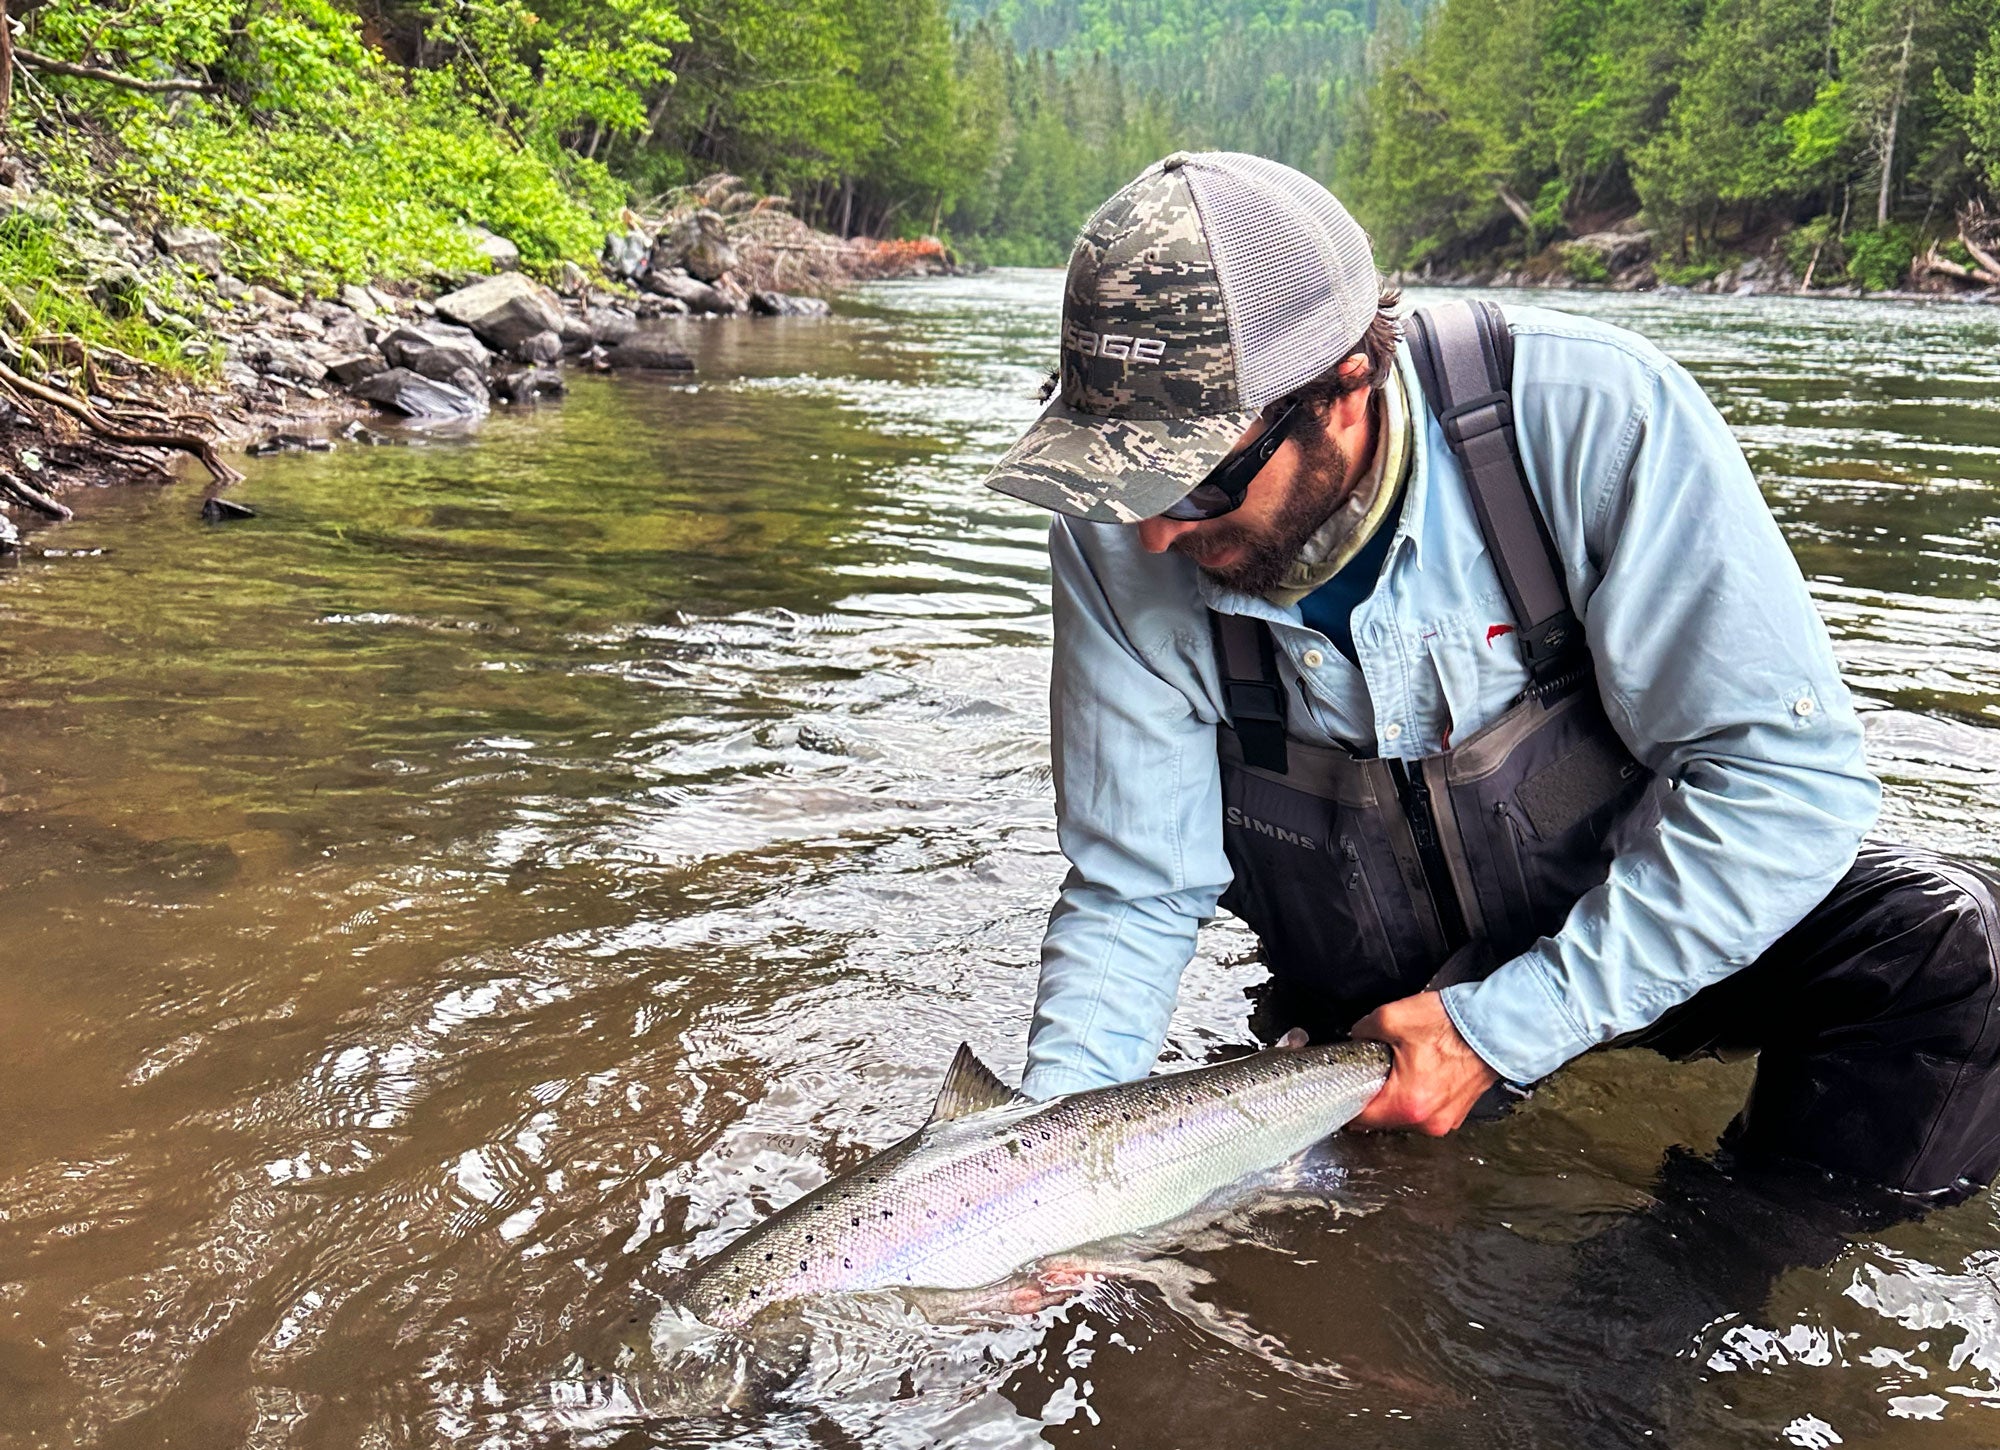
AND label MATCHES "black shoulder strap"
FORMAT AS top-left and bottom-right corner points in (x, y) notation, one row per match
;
(1405, 300), (1583, 687)
(1211, 611), (1289, 773)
